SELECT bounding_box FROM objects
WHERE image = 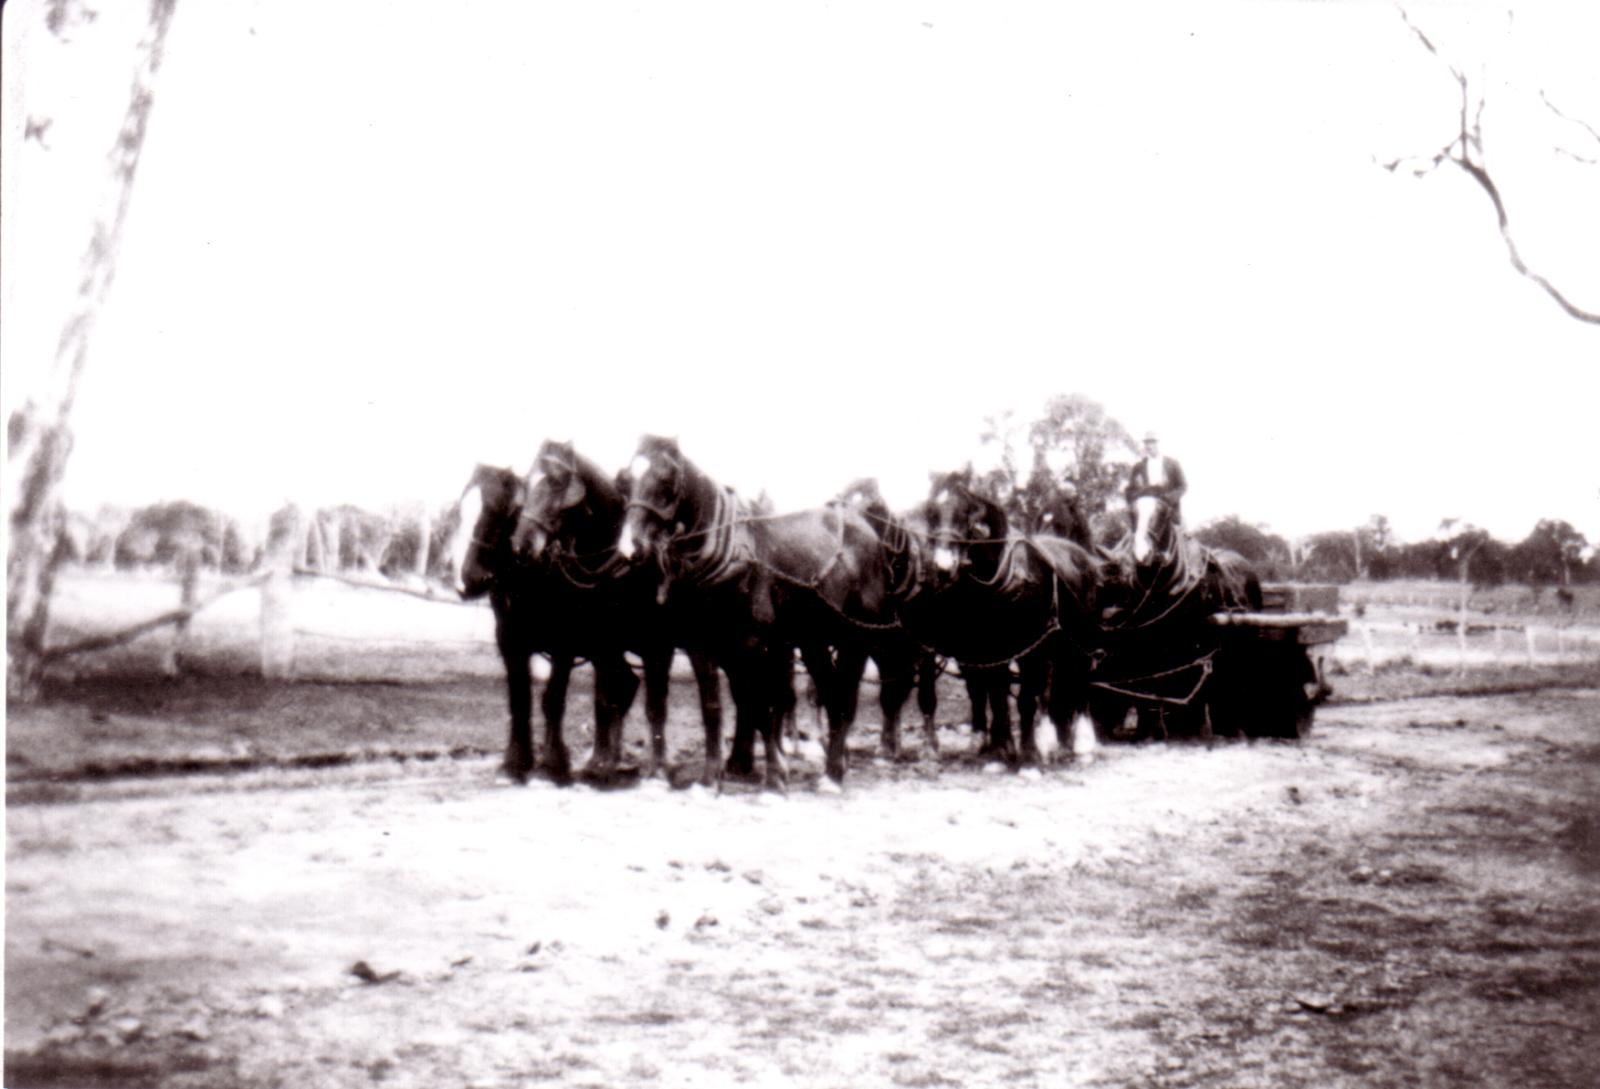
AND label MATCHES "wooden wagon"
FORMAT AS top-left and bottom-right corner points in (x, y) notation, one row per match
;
(1204, 583), (1348, 739)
